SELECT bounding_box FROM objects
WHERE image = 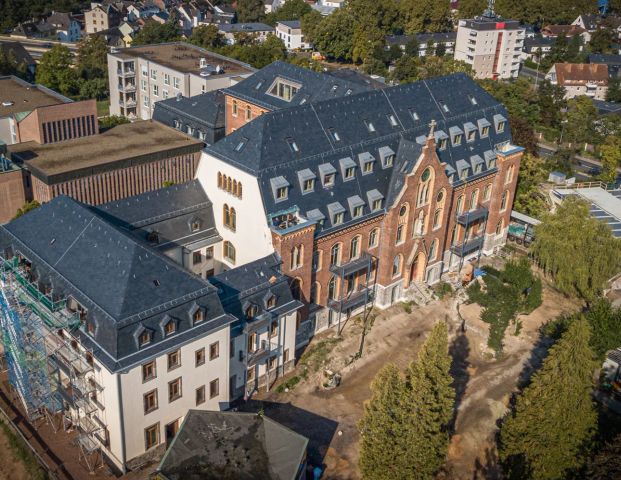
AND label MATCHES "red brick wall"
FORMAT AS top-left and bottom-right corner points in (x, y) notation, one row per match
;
(224, 95), (270, 135)
(32, 151), (200, 206)
(0, 169), (27, 224)
(17, 100), (99, 144)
